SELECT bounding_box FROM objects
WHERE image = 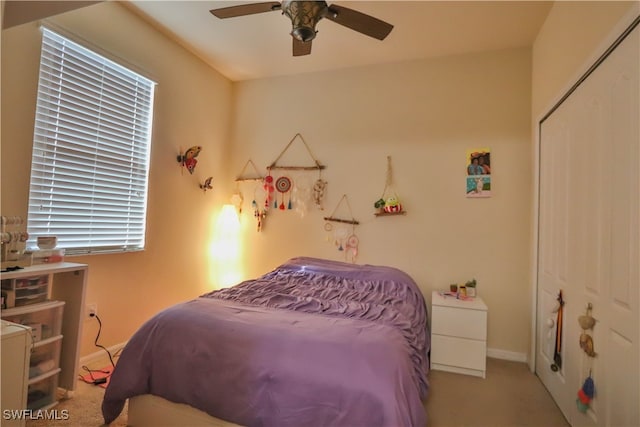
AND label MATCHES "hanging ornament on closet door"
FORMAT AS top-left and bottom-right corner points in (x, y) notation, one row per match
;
(275, 176), (293, 210)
